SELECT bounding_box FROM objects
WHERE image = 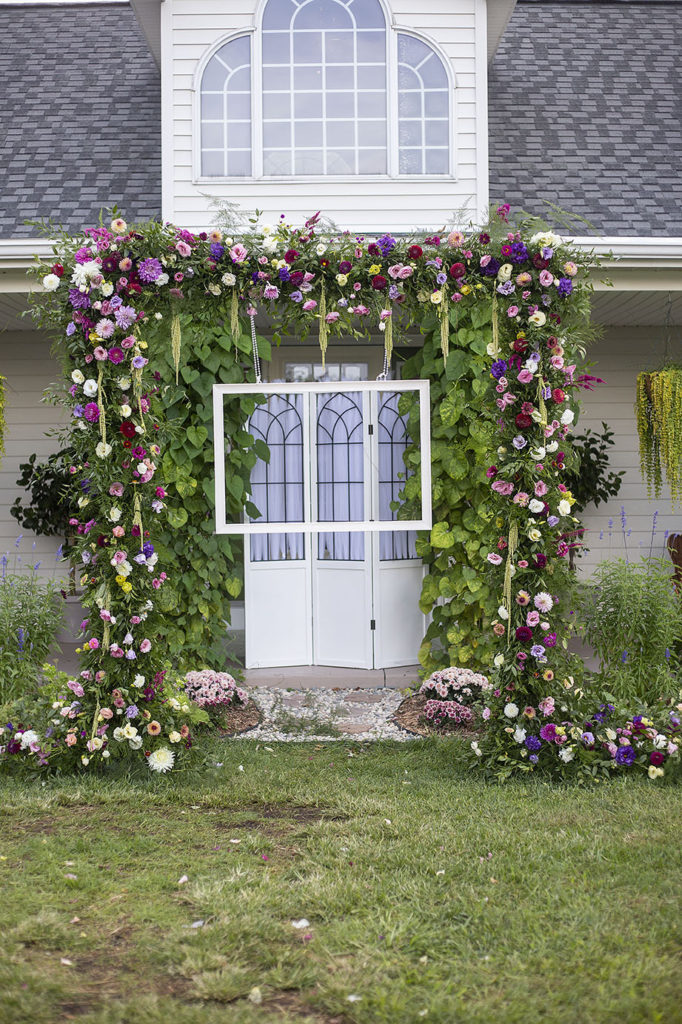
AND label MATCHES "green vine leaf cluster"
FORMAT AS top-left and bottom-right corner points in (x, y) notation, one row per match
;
(402, 300), (497, 673)
(636, 367), (682, 505)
